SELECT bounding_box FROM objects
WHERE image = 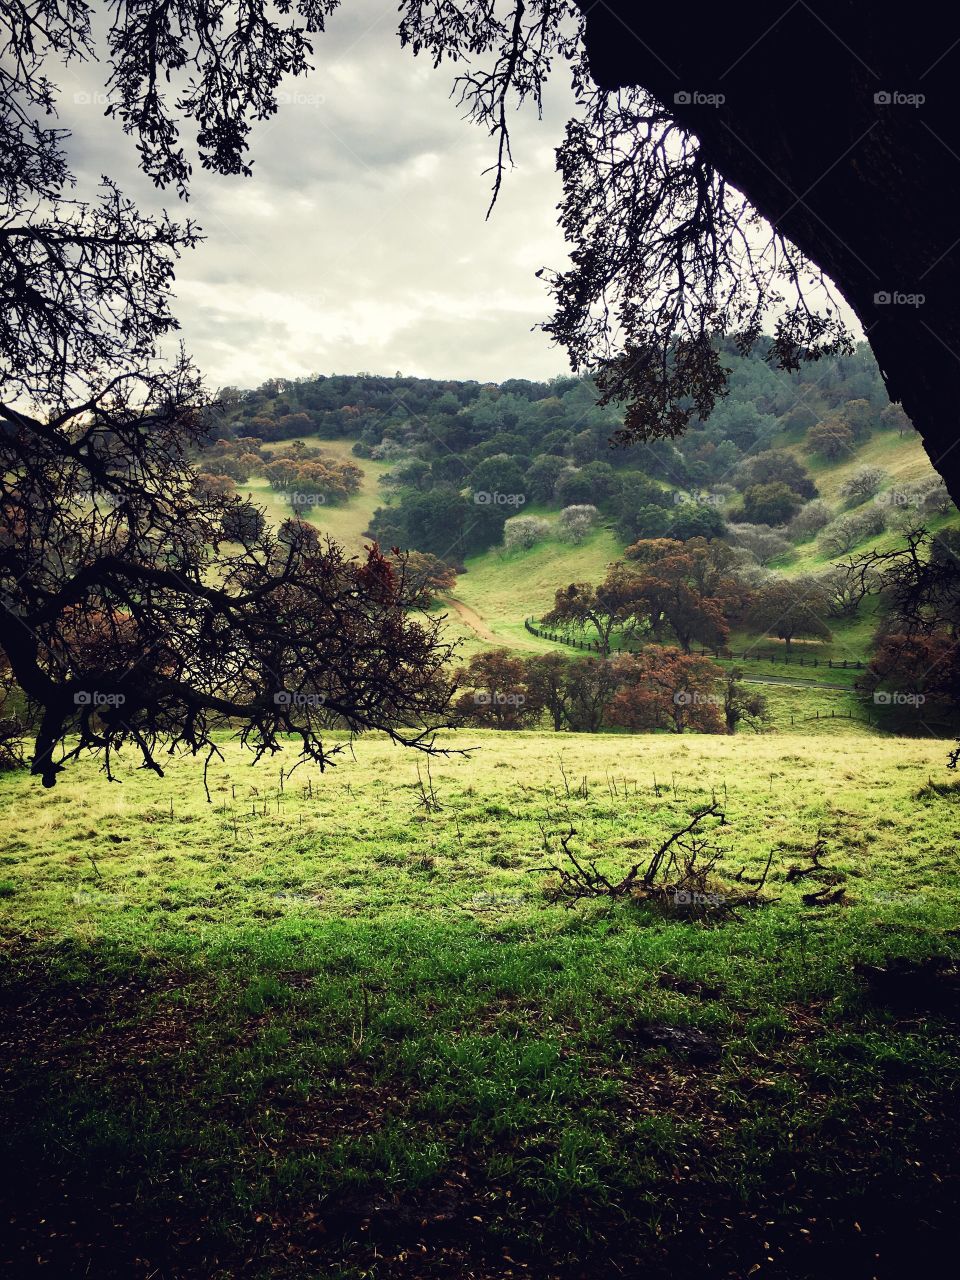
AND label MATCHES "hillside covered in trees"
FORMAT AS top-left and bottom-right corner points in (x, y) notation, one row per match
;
(193, 343), (960, 737)
(203, 341), (941, 565)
